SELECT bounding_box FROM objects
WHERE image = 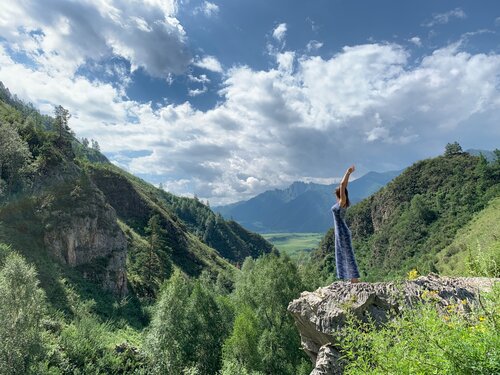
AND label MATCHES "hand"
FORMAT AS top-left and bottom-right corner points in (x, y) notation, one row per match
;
(347, 165), (355, 174)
